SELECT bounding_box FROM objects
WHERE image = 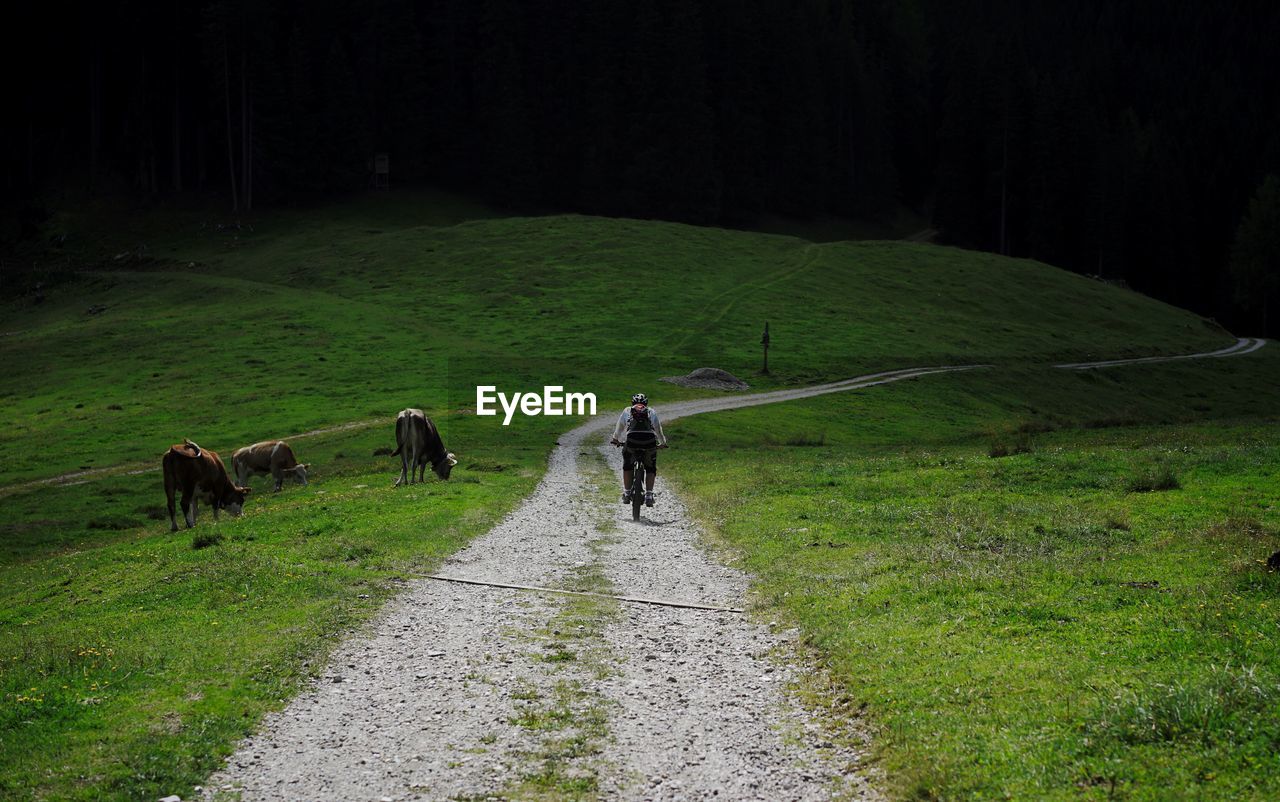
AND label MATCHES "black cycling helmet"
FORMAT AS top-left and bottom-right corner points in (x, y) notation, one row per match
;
(631, 392), (648, 405)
